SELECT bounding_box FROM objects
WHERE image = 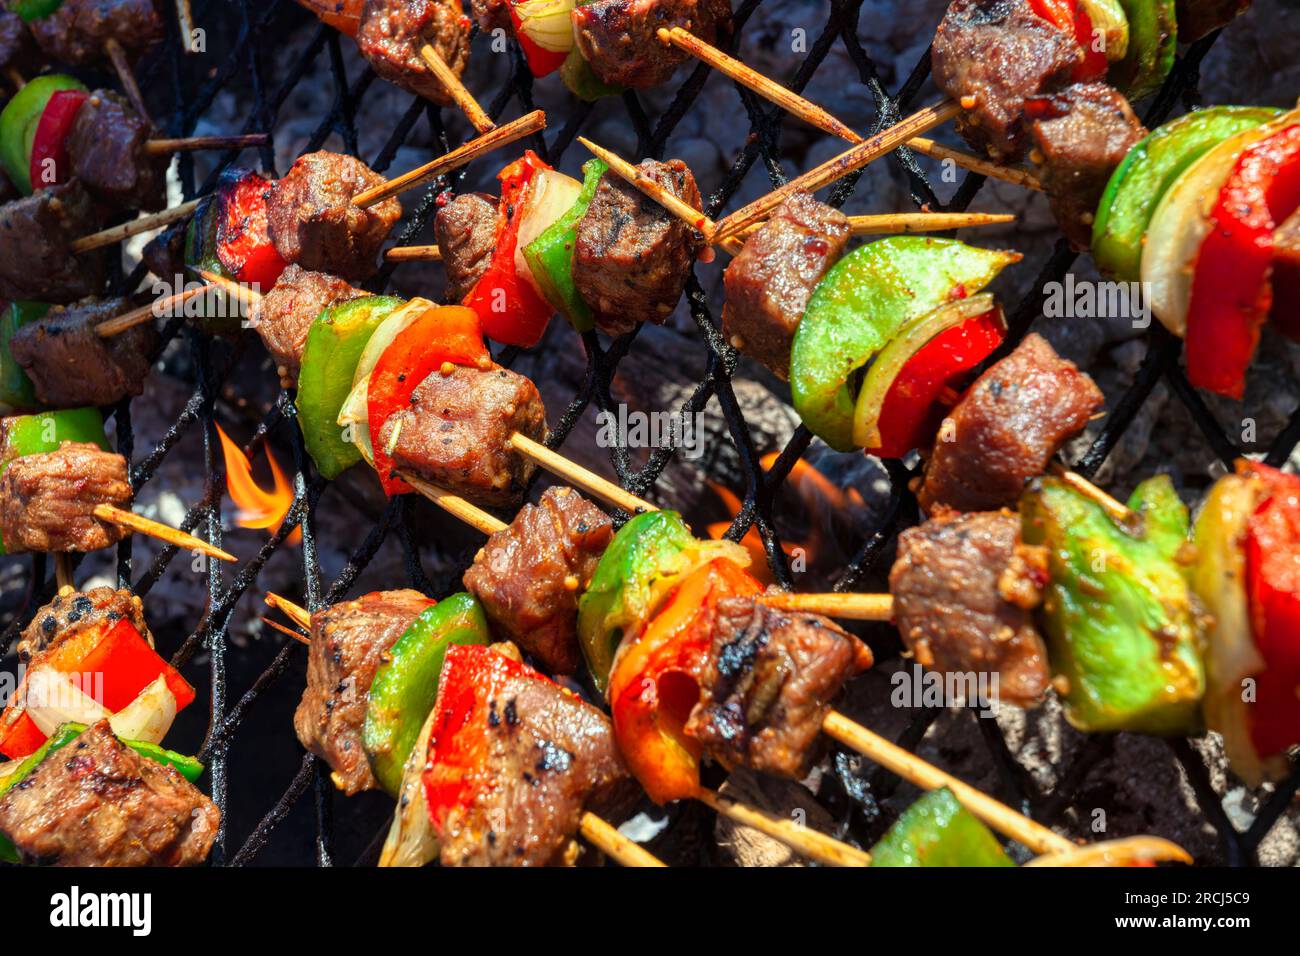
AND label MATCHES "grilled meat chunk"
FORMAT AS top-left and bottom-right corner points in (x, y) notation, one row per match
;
(1026, 83), (1146, 249)
(919, 333), (1103, 514)
(293, 589), (434, 795)
(573, 0), (731, 89)
(931, 0), (1082, 161)
(573, 158), (702, 335)
(686, 598), (873, 779)
(434, 191), (497, 302)
(0, 10), (39, 76)
(141, 222), (187, 282)
(27, 0), (164, 65)
(253, 265), (365, 381)
(0, 721), (218, 867)
(378, 363), (548, 508)
(266, 151), (401, 280)
(0, 181), (107, 303)
(9, 296), (157, 408)
(463, 488), (613, 674)
(66, 89), (169, 211)
(890, 510), (1050, 706)
(17, 586), (150, 665)
(0, 443), (132, 553)
(1176, 0), (1251, 44)
(722, 192), (850, 379)
(469, 0), (509, 30)
(433, 650), (633, 866)
(356, 0), (471, 107)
